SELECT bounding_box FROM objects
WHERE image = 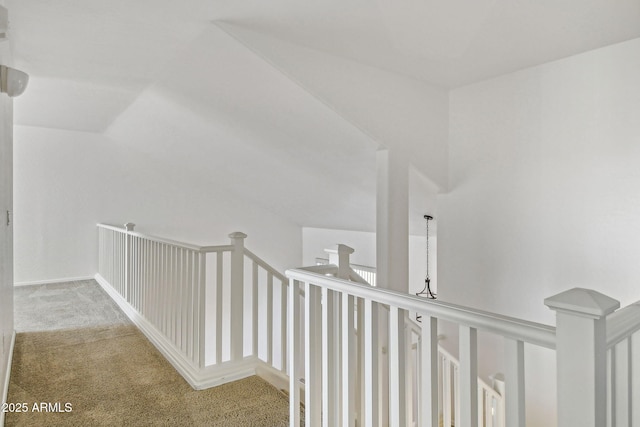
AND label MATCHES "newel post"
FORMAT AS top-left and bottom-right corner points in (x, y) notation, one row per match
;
(123, 222), (135, 301)
(229, 231), (247, 361)
(545, 288), (619, 427)
(328, 244), (355, 280)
